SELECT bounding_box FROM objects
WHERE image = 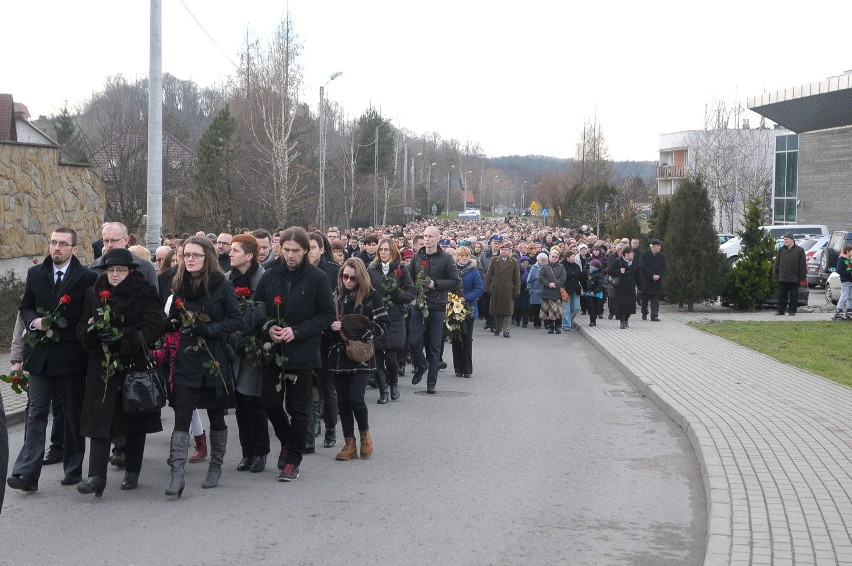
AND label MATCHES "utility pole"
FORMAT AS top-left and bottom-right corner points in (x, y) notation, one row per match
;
(146, 0), (163, 254)
(373, 125), (379, 227)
